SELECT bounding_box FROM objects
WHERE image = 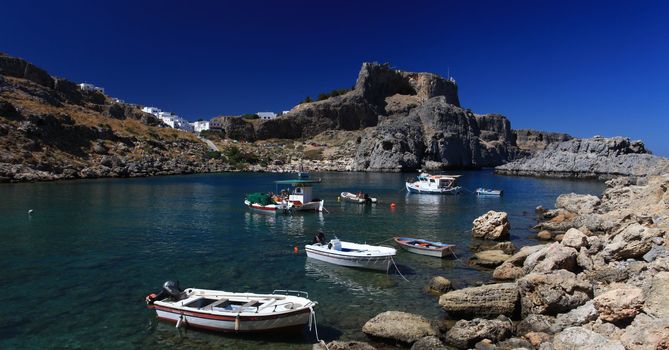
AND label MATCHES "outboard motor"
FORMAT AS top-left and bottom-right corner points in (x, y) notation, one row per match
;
(145, 280), (186, 305)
